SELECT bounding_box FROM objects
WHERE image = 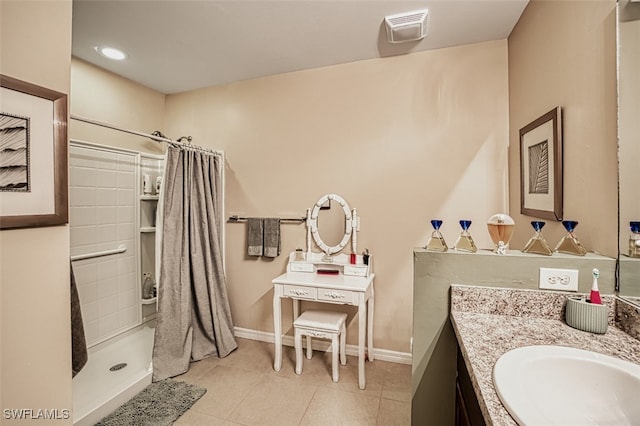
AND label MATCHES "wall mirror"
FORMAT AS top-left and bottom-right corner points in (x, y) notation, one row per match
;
(308, 193), (357, 256)
(618, 0), (640, 305)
